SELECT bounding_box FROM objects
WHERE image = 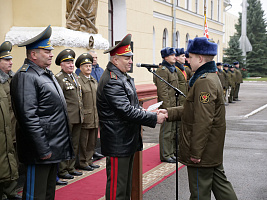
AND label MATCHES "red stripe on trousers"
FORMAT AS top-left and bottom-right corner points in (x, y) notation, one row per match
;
(113, 157), (118, 200)
(110, 157), (113, 200)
